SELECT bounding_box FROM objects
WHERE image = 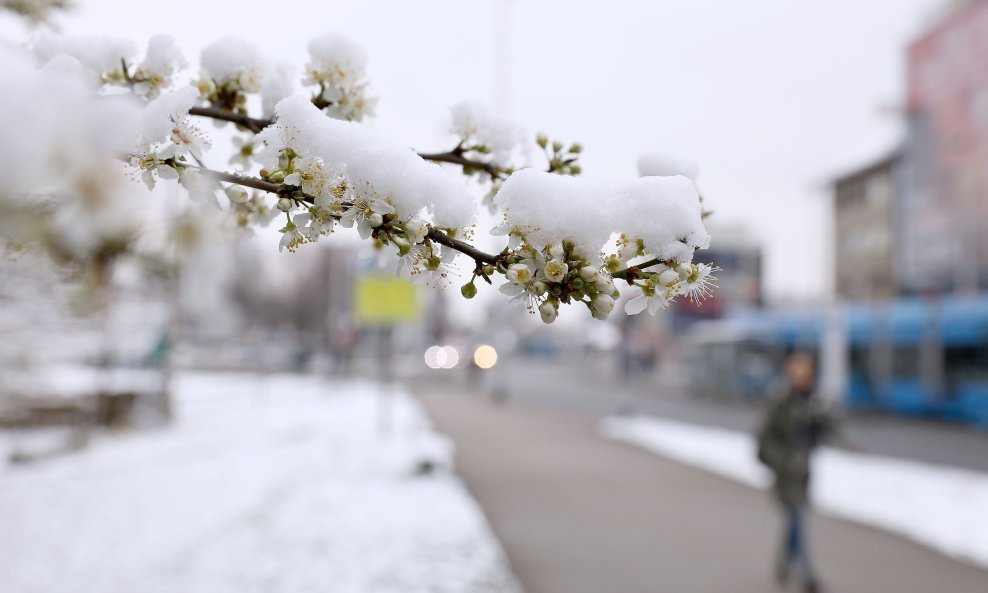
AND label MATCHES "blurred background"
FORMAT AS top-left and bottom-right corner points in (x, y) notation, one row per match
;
(2, 1), (988, 592)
